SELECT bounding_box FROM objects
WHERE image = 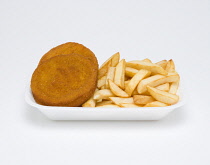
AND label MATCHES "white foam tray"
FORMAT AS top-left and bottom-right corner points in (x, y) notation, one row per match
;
(25, 86), (185, 120)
